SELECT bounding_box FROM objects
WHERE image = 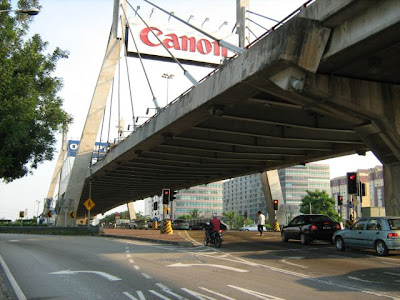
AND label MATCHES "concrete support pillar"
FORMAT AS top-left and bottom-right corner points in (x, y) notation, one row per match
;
(383, 162), (400, 216)
(56, 0), (123, 226)
(260, 170), (284, 226)
(127, 202), (136, 220)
